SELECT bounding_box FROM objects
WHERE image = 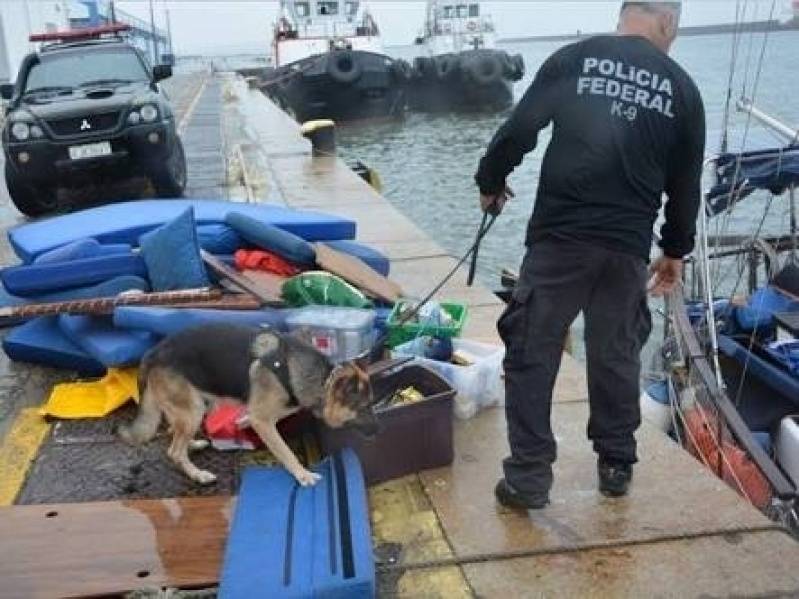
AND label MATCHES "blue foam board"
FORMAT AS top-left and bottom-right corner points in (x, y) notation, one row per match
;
(58, 315), (158, 367)
(9, 199), (357, 263)
(114, 307), (287, 337)
(1, 254), (148, 297)
(219, 449), (375, 599)
(3, 317), (105, 375)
